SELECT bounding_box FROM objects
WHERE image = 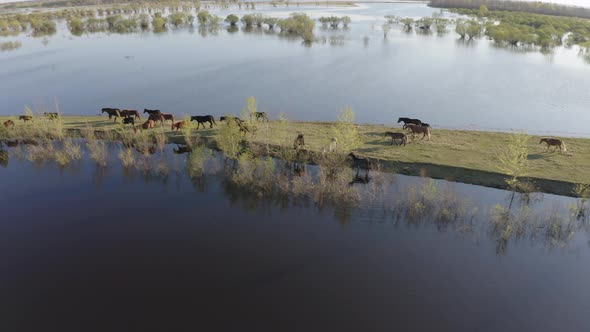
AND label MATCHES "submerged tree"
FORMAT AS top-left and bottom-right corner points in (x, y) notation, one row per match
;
(225, 14), (239, 26)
